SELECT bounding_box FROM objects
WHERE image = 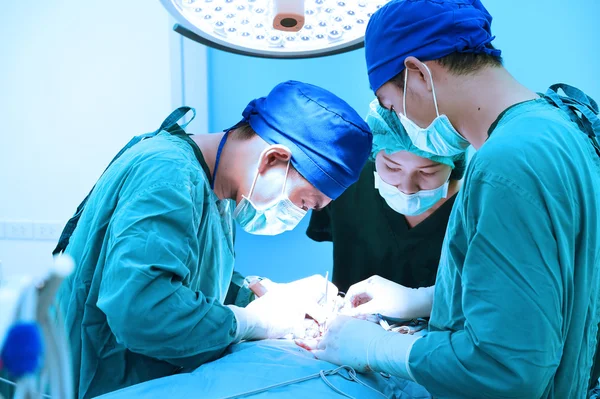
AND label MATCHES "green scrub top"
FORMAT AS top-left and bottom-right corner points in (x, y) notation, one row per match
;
(307, 161), (456, 292)
(409, 98), (600, 398)
(56, 130), (244, 398)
